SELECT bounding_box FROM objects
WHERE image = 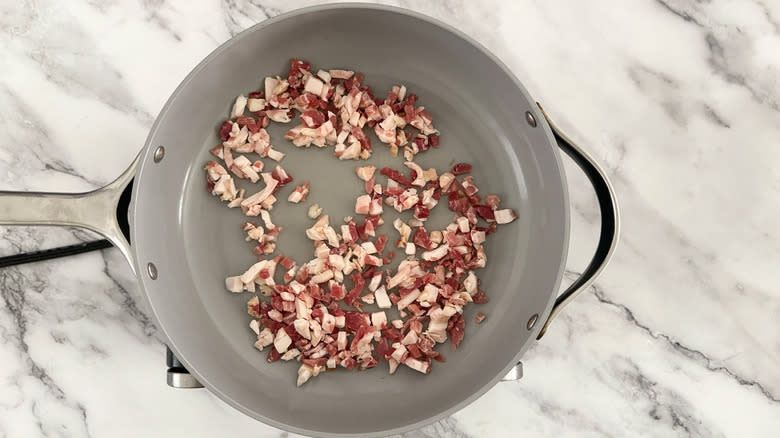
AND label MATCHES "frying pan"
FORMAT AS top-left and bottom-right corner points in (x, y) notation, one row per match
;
(0, 4), (619, 437)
